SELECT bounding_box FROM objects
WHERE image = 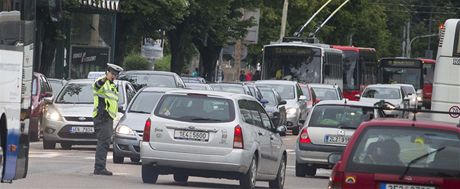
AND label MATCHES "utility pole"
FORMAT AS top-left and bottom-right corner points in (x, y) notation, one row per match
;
(279, 0), (289, 41)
